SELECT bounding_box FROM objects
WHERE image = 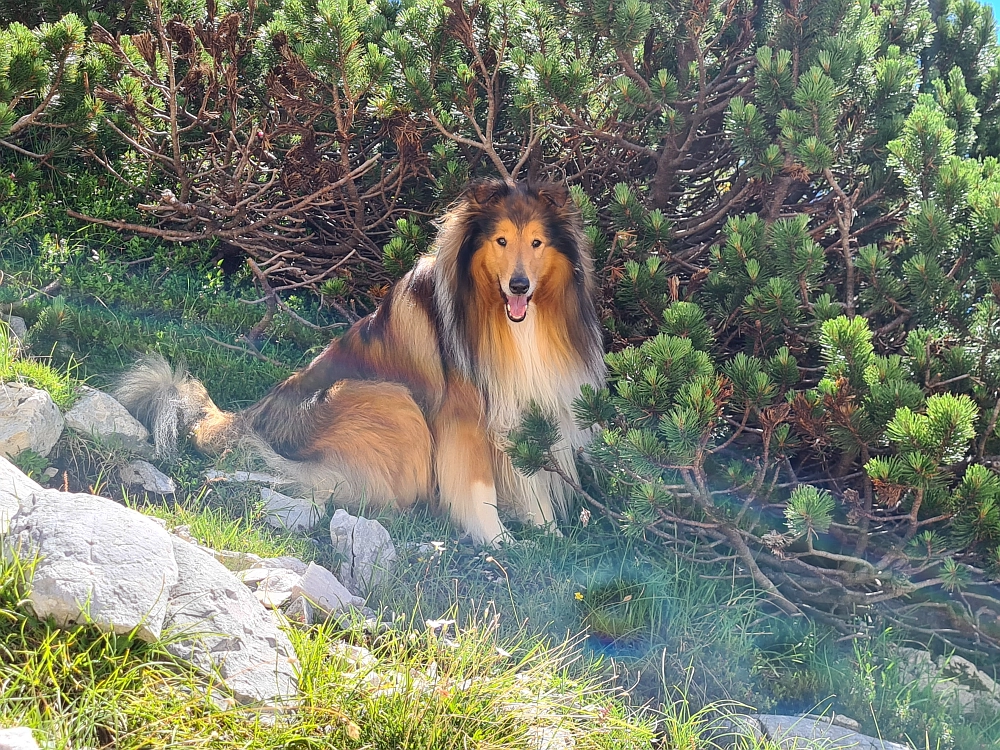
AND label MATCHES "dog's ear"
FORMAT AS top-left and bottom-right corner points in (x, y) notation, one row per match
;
(462, 179), (509, 207)
(534, 182), (570, 209)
